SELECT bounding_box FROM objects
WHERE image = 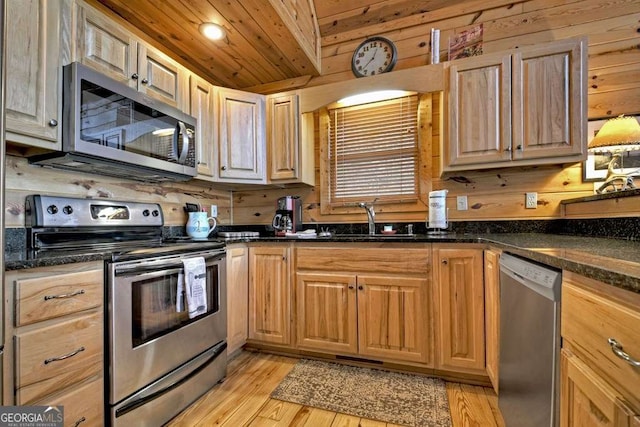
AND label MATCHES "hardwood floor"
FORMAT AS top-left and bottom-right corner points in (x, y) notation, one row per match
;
(167, 351), (505, 427)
